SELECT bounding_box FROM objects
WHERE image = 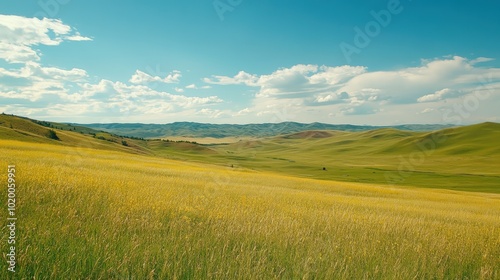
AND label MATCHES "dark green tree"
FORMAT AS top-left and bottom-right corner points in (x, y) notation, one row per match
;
(47, 129), (60, 140)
